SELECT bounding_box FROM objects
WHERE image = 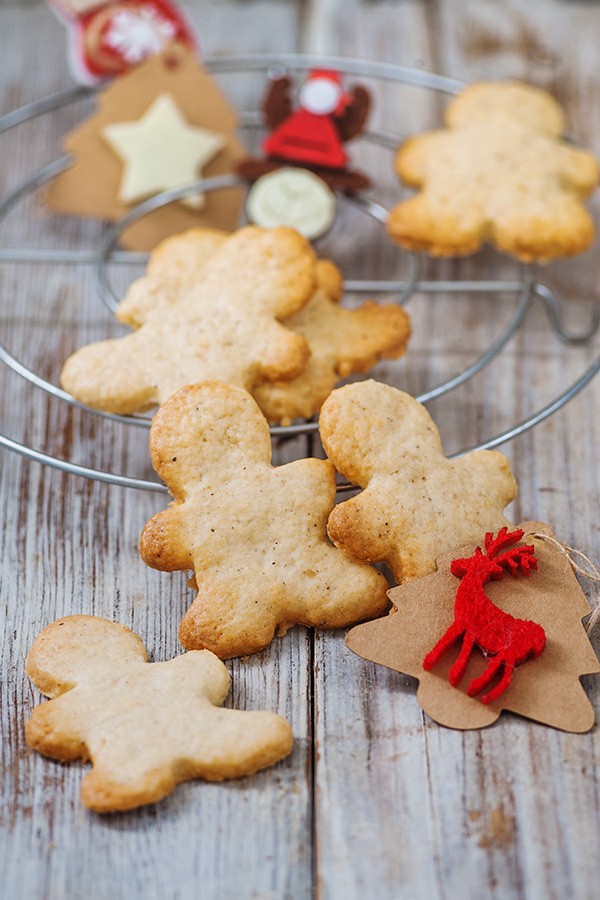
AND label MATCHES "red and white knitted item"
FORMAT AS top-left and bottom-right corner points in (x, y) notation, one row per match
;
(50, 0), (197, 84)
